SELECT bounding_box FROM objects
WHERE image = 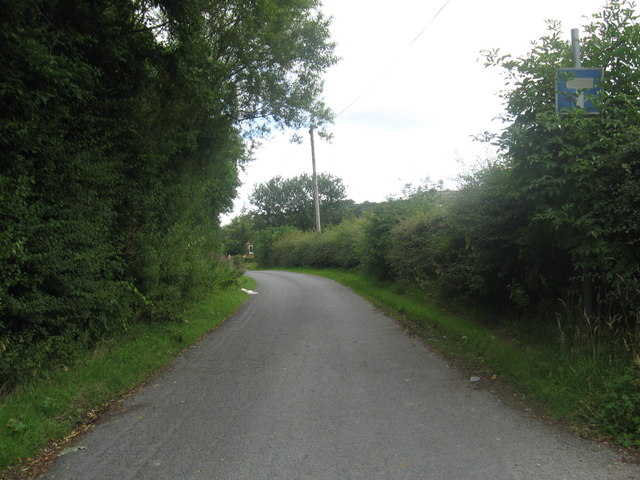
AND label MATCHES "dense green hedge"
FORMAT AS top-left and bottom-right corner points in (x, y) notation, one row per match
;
(269, 219), (364, 269)
(0, 0), (335, 391)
